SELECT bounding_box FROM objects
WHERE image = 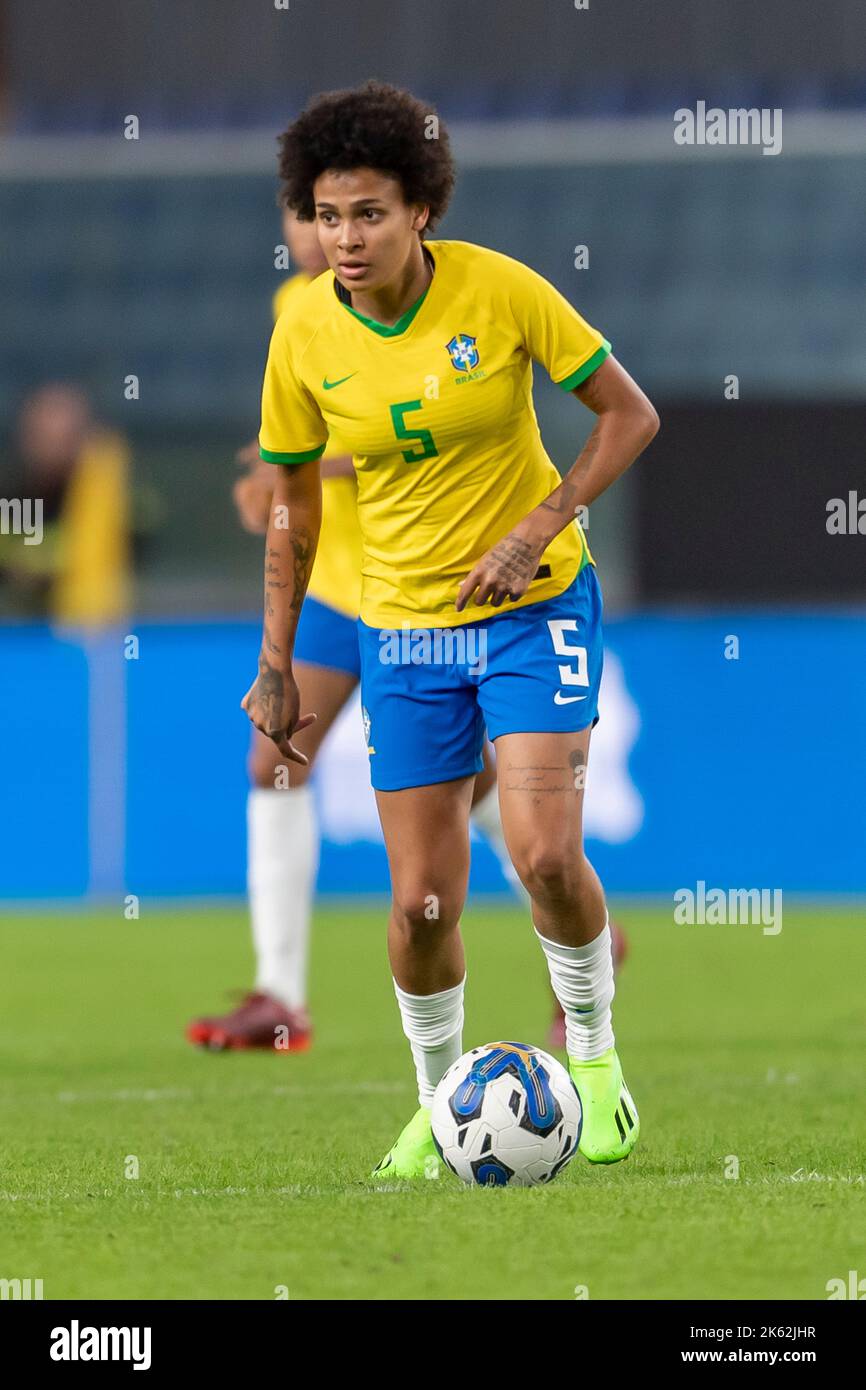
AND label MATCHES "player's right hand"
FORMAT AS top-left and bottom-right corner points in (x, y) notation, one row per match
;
(240, 659), (316, 766)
